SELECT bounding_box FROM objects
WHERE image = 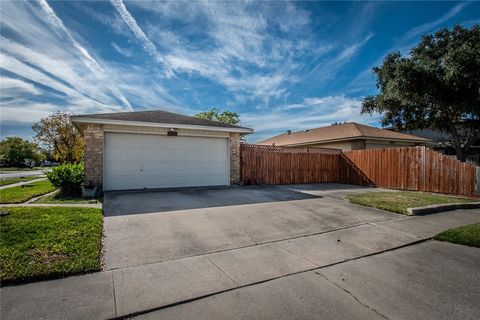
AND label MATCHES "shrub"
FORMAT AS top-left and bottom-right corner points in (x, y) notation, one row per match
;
(46, 163), (84, 195)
